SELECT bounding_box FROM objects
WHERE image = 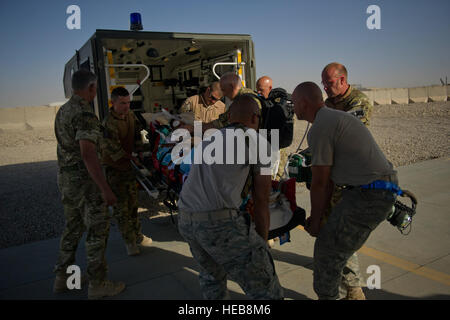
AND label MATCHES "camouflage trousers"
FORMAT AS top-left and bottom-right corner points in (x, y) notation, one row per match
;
(54, 170), (110, 285)
(275, 148), (289, 180)
(105, 167), (143, 245)
(178, 210), (283, 300)
(322, 186), (363, 295)
(313, 188), (395, 299)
